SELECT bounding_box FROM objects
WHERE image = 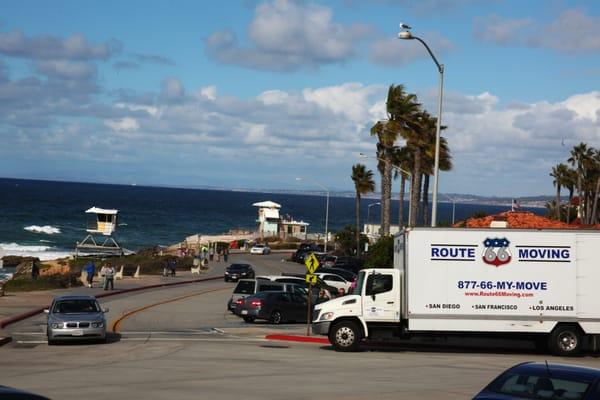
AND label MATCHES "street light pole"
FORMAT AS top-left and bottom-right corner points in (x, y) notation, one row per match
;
(296, 177), (330, 252)
(366, 201), (381, 238)
(399, 26), (444, 228)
